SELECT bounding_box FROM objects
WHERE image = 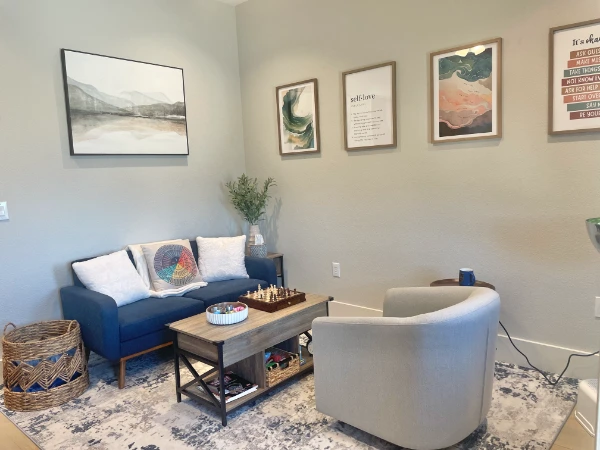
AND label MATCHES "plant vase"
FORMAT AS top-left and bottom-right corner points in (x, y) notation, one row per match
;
(248, 224), (261, 249)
